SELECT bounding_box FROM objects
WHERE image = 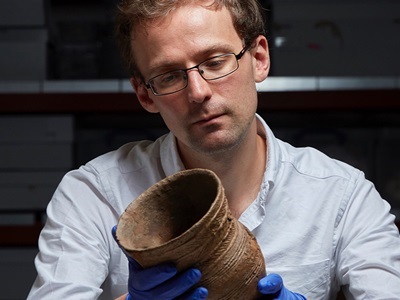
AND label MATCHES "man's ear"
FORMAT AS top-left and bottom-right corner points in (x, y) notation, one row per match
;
(130, 77), (159, 113)
(251, 35), (270, 83)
